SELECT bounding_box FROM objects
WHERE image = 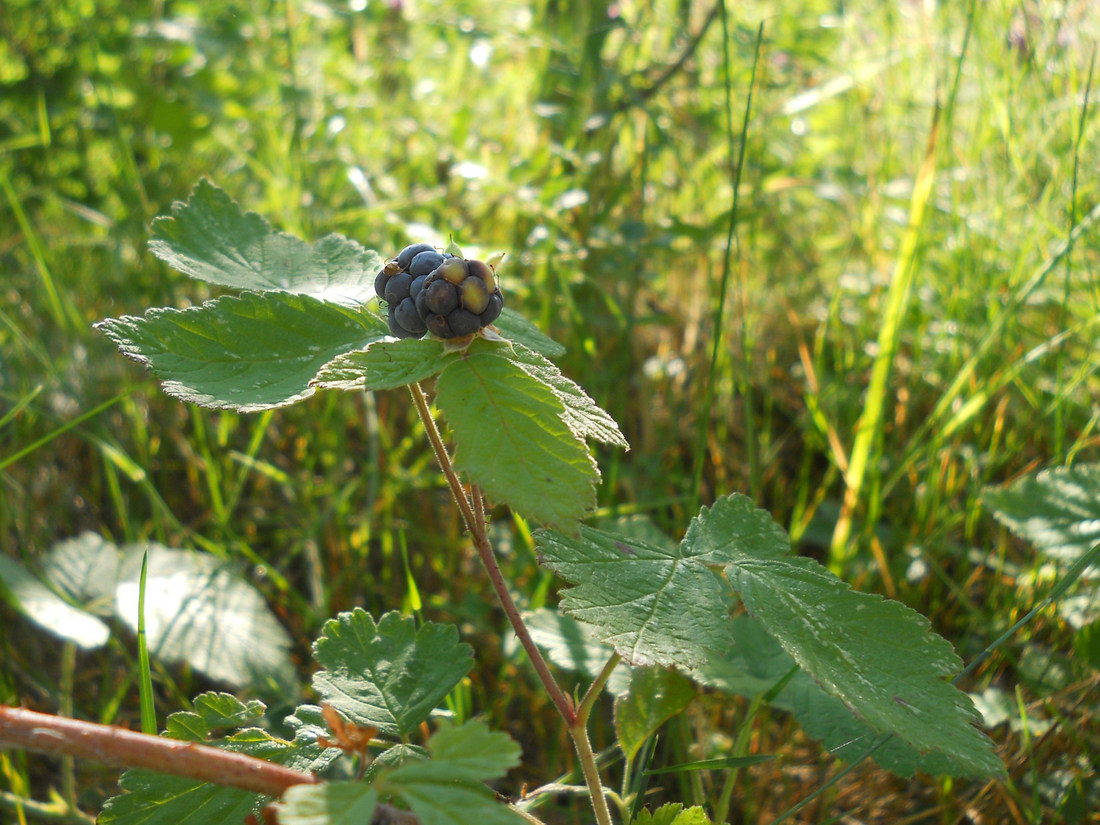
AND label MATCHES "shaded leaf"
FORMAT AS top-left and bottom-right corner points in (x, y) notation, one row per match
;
(983, 463), (1100, 566)
(312, 339), (455, 392)
(436, 341), (598, 529)
(524, 608), (632, 695)
(165, 694), (267, 741)
(311, 609), (473, 738)
(96, 292), (388, 411)
(0, 554), (109, 649)
(149, 179), (384, 306)
(614, 667), (696, 761)
(40, 530), (124, 615)
(534, 527), (733, 667)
